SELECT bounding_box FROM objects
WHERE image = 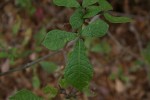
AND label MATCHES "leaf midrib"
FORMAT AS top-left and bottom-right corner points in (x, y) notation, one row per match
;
(78, 40), (81, 81)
